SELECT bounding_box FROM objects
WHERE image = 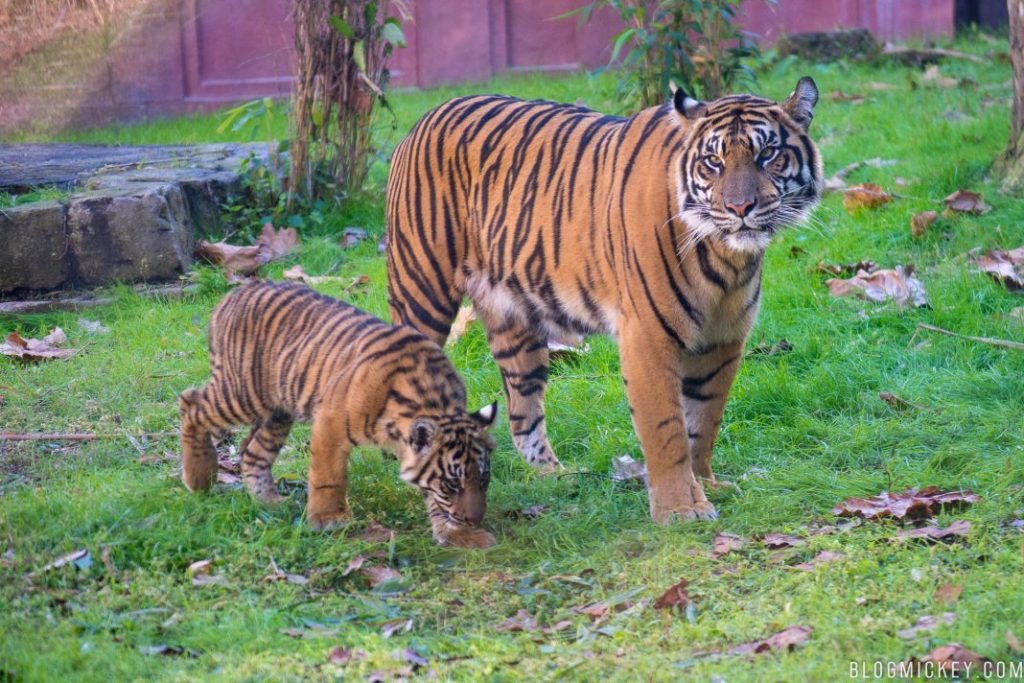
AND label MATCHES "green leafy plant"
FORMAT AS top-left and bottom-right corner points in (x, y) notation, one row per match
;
(566, 0), (766, 110)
